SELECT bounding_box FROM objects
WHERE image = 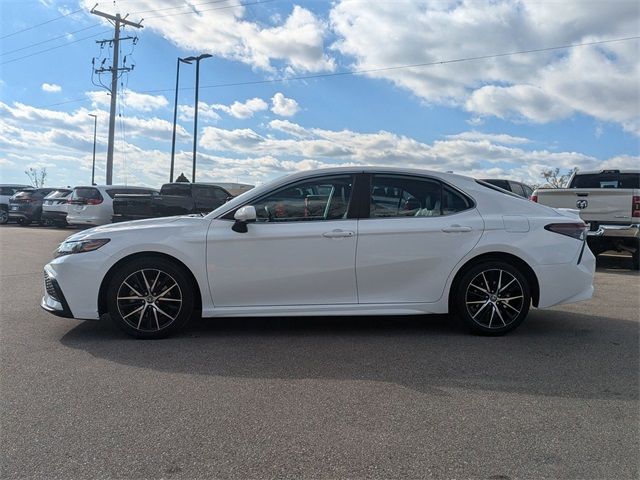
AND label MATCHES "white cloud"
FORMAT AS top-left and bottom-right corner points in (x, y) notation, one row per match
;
(82, 1), (335, 74)
(271, 92), (300, 117)
(41, 83), (61, 93)
(214, 97), (269, 119)
(446, 131), (531, 145)
(178, 102), (221, 123)
(86, 89), (169, 112)
(330, 0), (640, 132)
